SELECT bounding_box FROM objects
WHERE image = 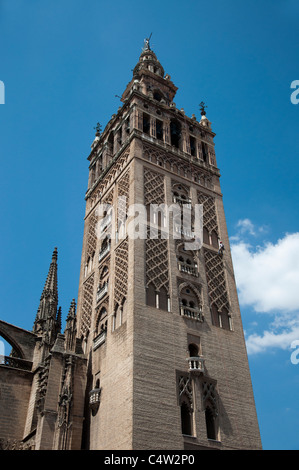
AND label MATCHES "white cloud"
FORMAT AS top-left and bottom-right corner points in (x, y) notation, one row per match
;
(231, 233), (299, 313)
(236, 218), (256, 236)
(245, 323), (299, 355)
(230, 223), (299, 355)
